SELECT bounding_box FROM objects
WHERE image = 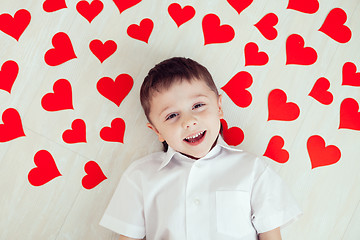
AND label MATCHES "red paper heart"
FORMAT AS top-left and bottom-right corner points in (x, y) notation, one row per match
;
(319, 8), (351, 44)
(76, 0), (103, 23)
(268, 89), (300, 121)
(254, 13), (278, 40)
(100, 118), (126, 143)
(43, 0), (67, 12)
(244, 42), (269, 66)
(44, 32), (77, 66)
(90, 39), (117, 63)
(97, 74), (133, 106)
(28, 150), (62, 186)
(286, 34), (317, 65)
(202, 14), (235, 45)
(0, 9), (31, 41)
(339, 98), (360, 131)
(113, 0), (142, 14)
(82, 161), (107, 190)
(309, 77), (333, 105)
(227, 0), (253, 14)
(62, 119), (86, 144)
(342, 62), (360, 87)
(127, 18), (153, 43)
(220, 119), (244, 146)
(221, 71), (252, 108)
(168, 3), (195, 28)
(41, 79), (74, 111)
(287, 0), (319, 14)
(0, 60), (19, 93)
(264, 136), (289, 164)
(307, 135), (341, 169)
(0, 108), (25, 142)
